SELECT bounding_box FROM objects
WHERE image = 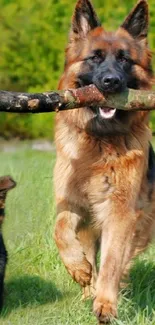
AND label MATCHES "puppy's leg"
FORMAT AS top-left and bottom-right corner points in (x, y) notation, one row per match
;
(77, 227), (98, 299)
(0, 233), (7, 309)
(54, 201), (92, 287)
